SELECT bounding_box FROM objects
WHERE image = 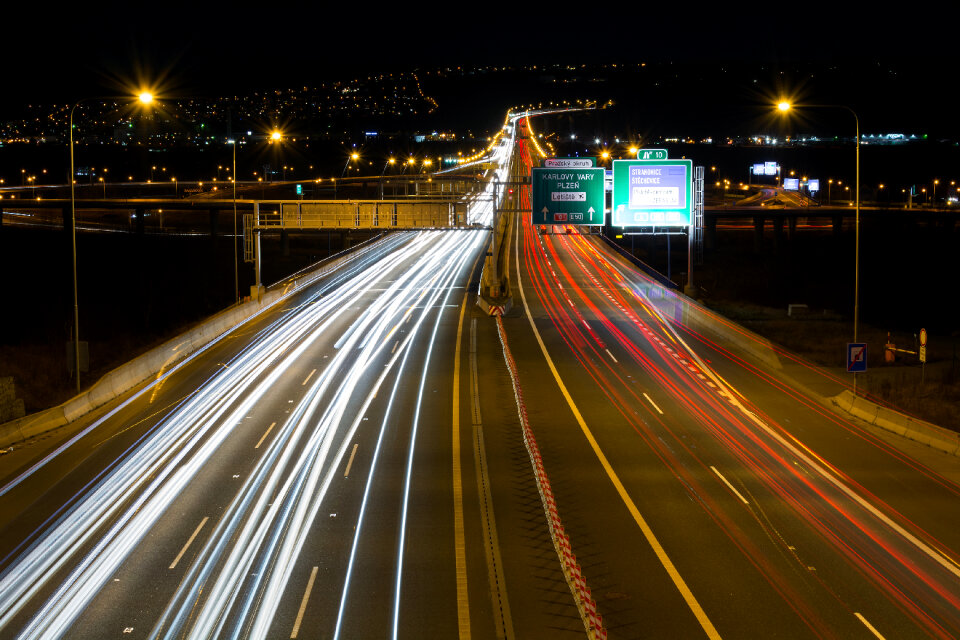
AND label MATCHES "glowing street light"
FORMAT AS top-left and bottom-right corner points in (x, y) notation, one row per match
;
(67, 90), (155, 391)
(342, 152), (359, 178)
(778, 99), (863, 392)
(381, 157), (396, 177)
